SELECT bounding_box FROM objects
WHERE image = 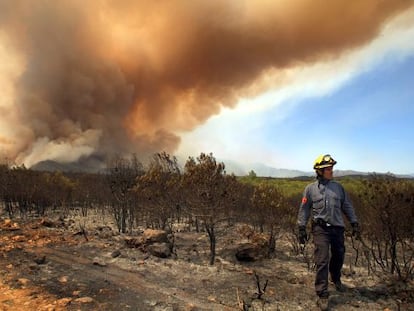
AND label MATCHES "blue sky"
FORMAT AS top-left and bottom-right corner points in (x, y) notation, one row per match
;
(177, 13), (414, 175)
(274, 56), (414, 174)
